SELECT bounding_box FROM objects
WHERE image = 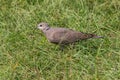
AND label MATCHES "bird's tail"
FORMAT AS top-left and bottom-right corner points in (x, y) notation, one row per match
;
(91, 34), (104, 38)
